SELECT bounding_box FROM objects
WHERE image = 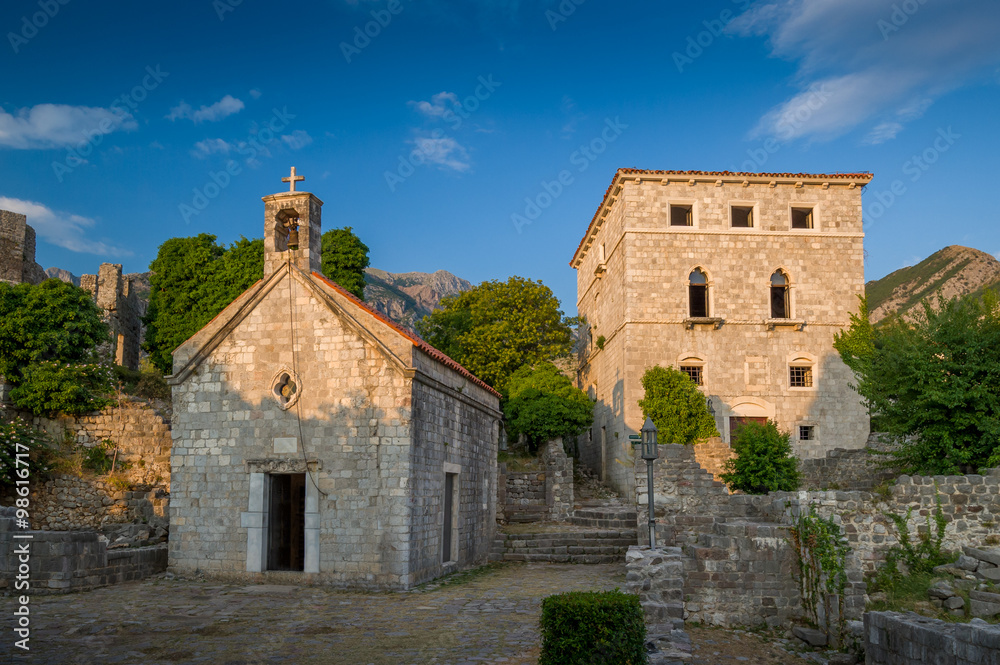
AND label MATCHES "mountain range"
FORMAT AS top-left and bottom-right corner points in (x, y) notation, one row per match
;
(865, 246), (1000, 322)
